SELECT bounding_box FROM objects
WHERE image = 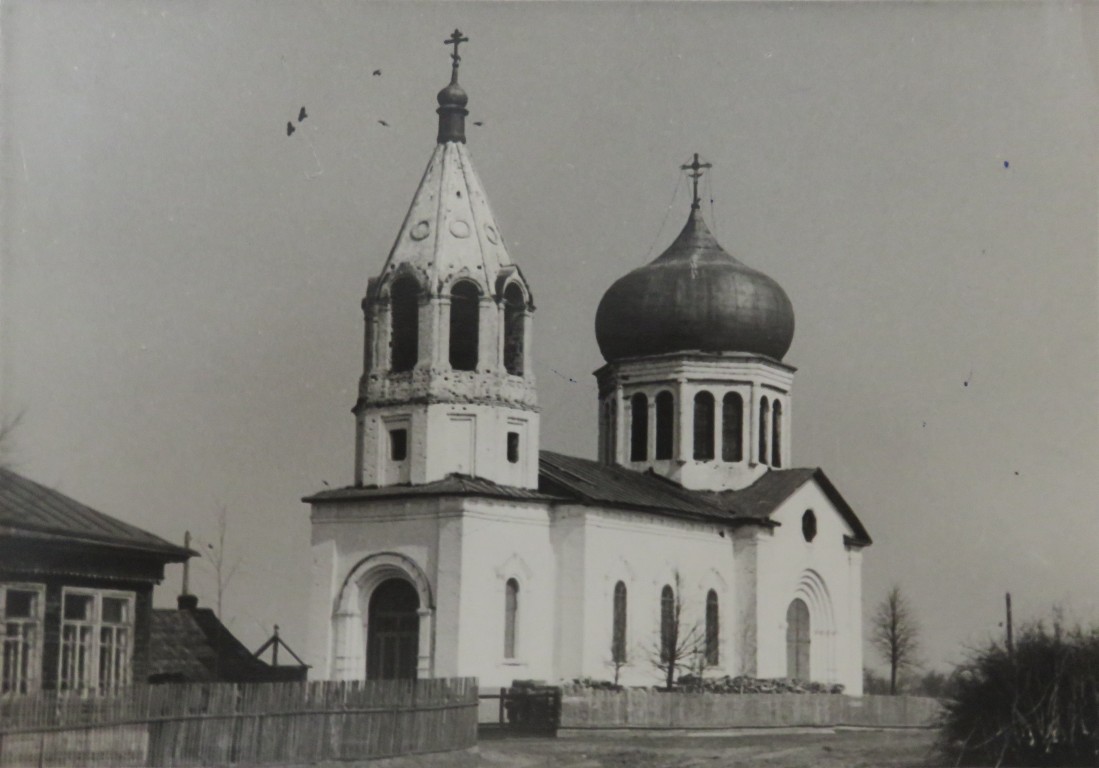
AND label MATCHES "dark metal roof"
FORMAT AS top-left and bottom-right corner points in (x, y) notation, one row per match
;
(707, 467), (872, 546)
(303, 453), (870, 546)
(0, 467), (191, 559)
(538, 451), (742, 521)
(304, 474), (556, 504)
(595, 207), (795, 362)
